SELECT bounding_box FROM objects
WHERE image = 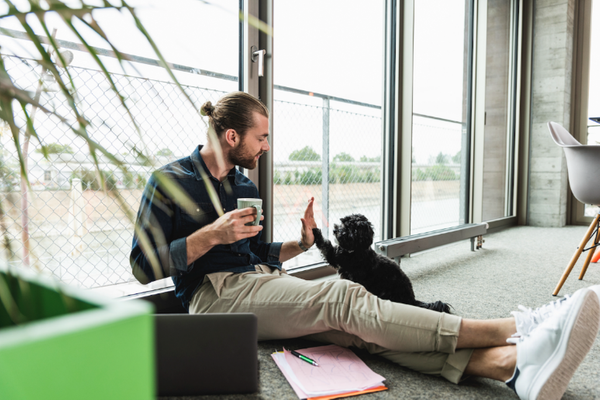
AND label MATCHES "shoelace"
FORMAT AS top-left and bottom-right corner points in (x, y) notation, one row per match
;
(506, 295), (571, 344)
(507, 333), (527, 345)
